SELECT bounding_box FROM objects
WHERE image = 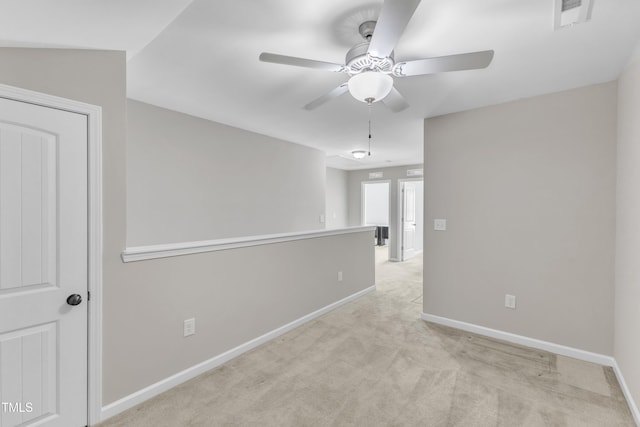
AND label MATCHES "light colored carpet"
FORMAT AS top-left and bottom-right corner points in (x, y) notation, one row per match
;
(100, 246), (635, 426)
